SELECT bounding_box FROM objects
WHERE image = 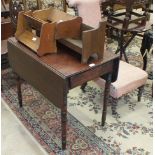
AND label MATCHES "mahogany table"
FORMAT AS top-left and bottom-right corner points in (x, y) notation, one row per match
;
(8, 37), (119, 150)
